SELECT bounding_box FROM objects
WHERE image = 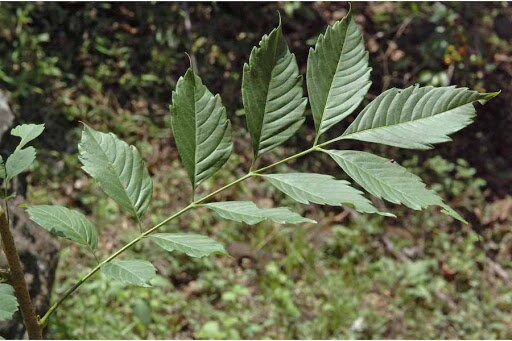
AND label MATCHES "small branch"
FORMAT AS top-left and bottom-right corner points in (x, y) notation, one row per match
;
(40, 142), (331, 325)
(0, 207), (42, 339)
(39, 203), (195, 327)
